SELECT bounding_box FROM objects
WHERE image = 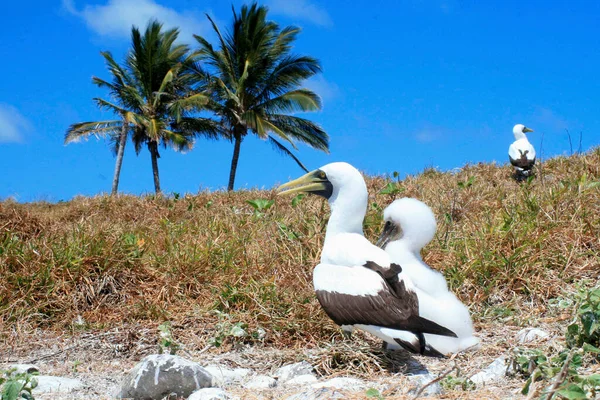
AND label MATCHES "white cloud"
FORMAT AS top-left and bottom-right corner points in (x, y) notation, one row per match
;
(413, 125), (446, 143)
(63, 0), (209, 43)
(531, 107), (569, 131)
(303, 75), (340, 105)
(414, 130), (437, 143)
(0, 104), (32, 143)
(266, 0), (332, 27)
